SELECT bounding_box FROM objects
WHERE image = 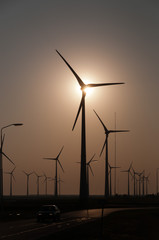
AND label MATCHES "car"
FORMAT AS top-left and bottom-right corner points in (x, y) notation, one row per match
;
(37, 204), (60, 222)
